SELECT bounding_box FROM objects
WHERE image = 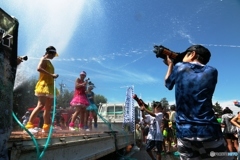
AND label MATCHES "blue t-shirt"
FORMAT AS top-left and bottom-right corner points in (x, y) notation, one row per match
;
(165, 62), (222, 141)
